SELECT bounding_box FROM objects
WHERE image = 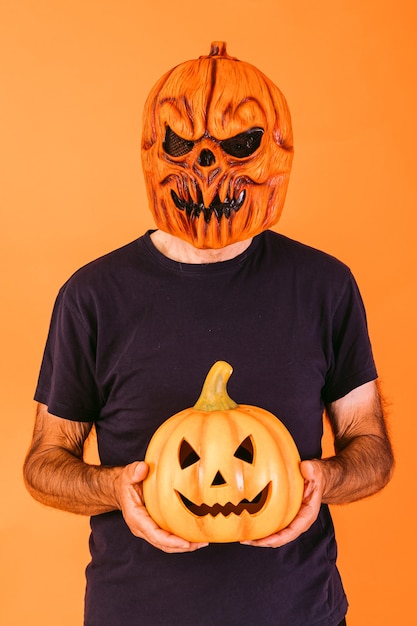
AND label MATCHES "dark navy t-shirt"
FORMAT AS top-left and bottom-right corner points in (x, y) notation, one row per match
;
(35, 230), (377, 625)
